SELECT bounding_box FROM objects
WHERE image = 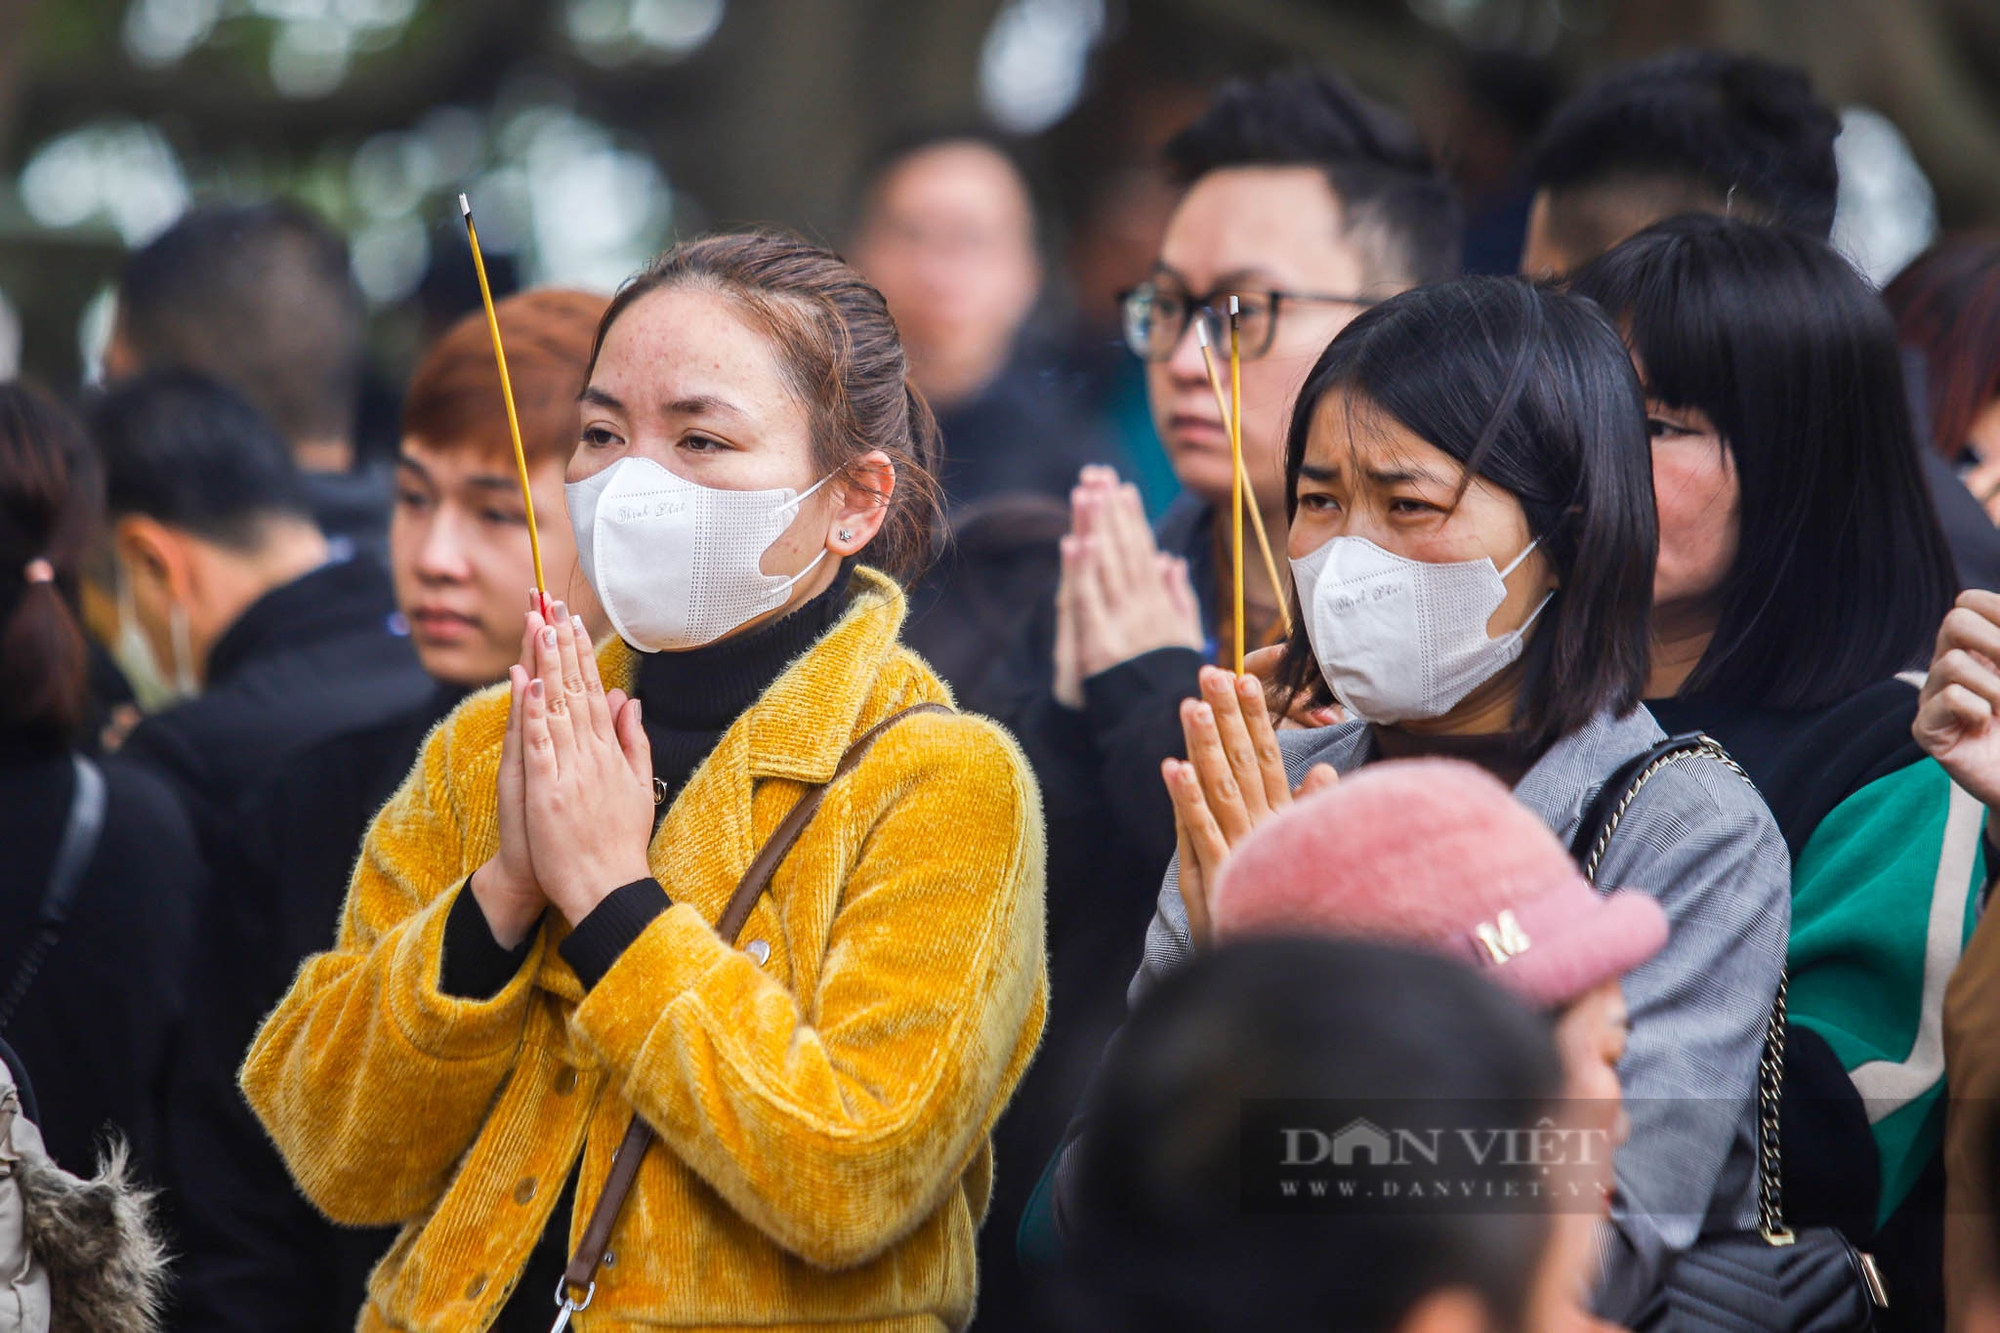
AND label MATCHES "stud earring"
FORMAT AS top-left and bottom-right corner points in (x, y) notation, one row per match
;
(837, 528), (854, 543)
